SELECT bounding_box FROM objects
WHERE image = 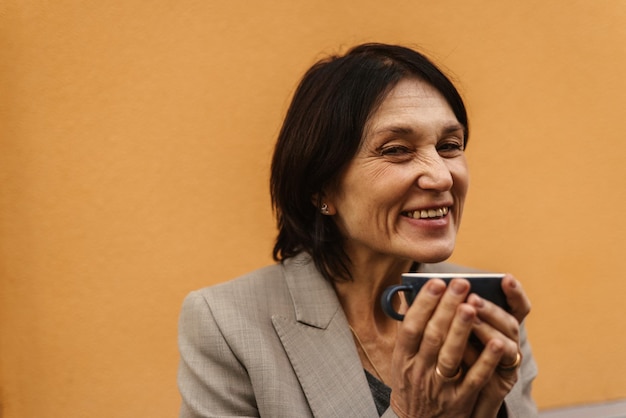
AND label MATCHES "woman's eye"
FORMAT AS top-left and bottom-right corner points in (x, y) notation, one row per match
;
(437, 141), (464, 154)
(381, 146), (410, 156)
